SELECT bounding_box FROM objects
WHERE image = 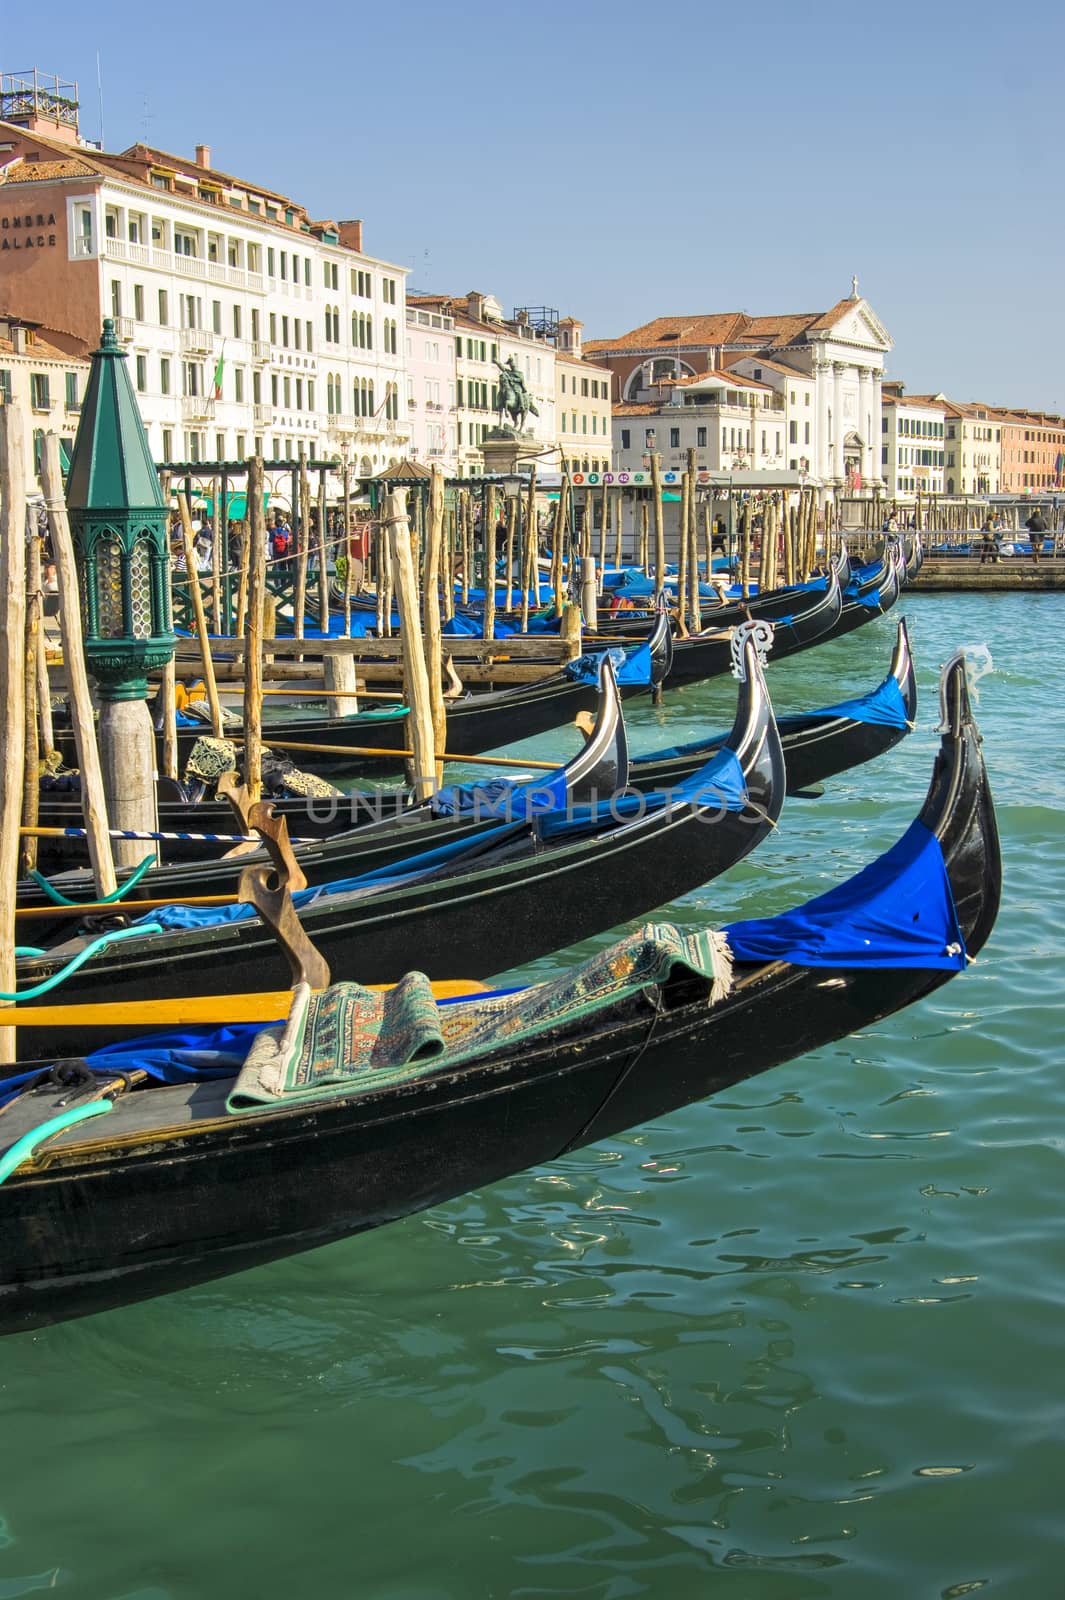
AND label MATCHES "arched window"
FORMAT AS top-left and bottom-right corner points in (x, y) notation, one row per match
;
(367, 381), (374, 416)
(351, 312), (358, 345)
(323, 307), (332, 342)
(366, 316), (373, 350)
(327, 375), (335, 414)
